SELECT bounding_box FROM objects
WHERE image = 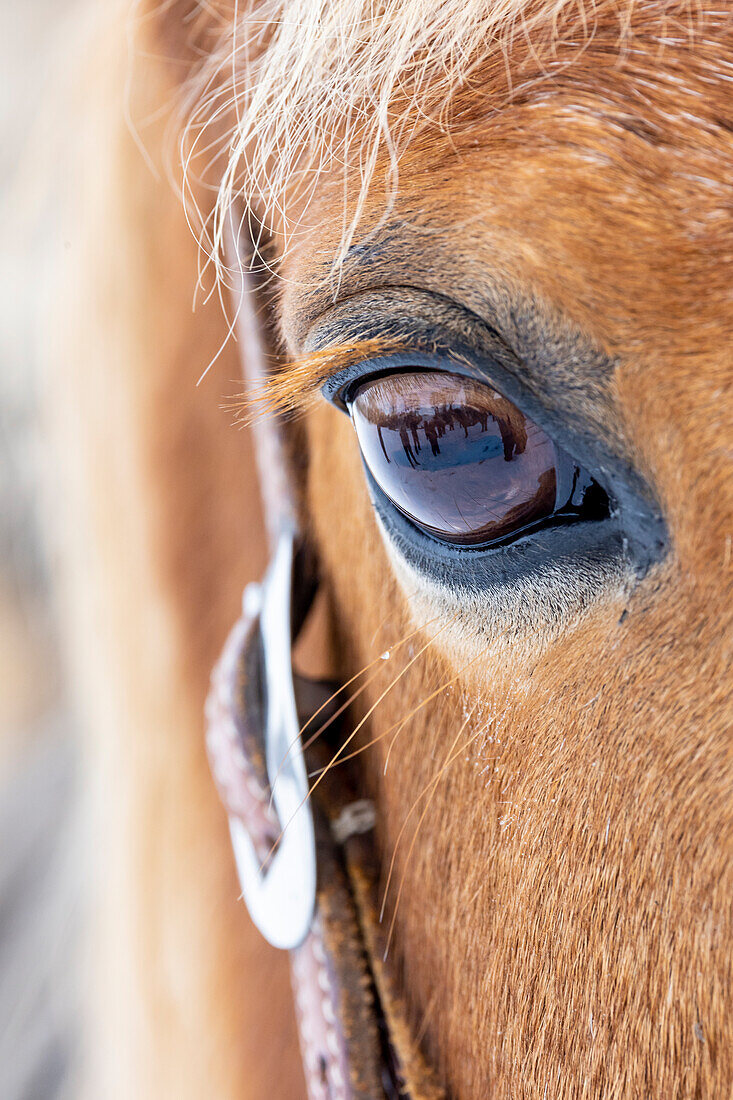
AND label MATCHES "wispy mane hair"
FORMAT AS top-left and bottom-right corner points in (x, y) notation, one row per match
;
(175, 0), (693, 283)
